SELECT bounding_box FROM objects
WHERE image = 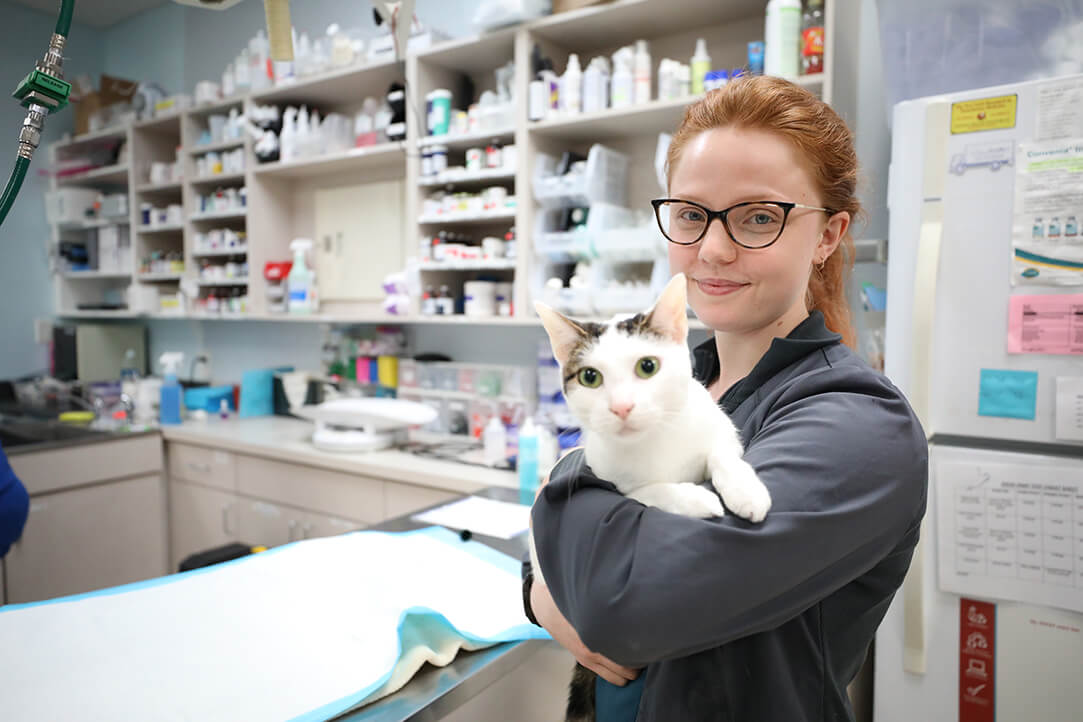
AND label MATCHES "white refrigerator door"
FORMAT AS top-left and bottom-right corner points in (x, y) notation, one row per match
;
(885, 75), (1083, 446)
(875, 443), (1083, 722)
